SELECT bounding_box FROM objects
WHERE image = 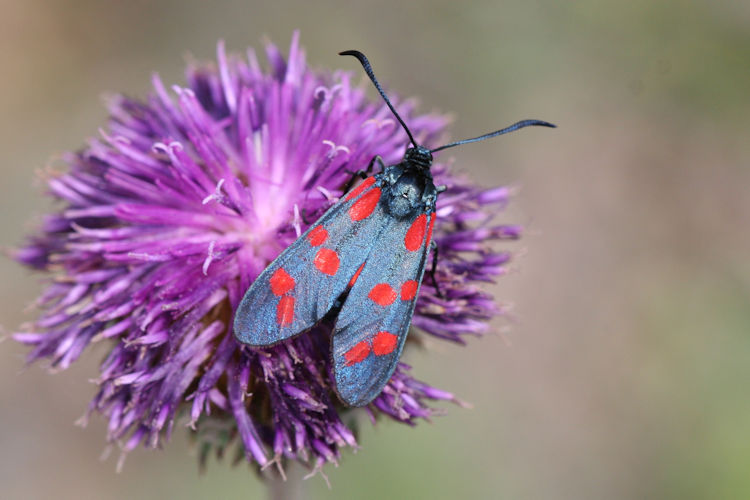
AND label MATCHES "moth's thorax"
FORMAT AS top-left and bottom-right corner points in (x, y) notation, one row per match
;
(380, 160), (437, 218)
